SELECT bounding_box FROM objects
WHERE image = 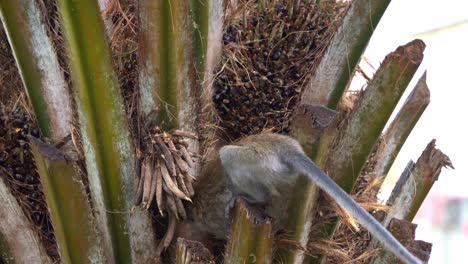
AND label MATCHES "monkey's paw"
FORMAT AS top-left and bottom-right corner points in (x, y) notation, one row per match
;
(225, 195), (270, 224)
